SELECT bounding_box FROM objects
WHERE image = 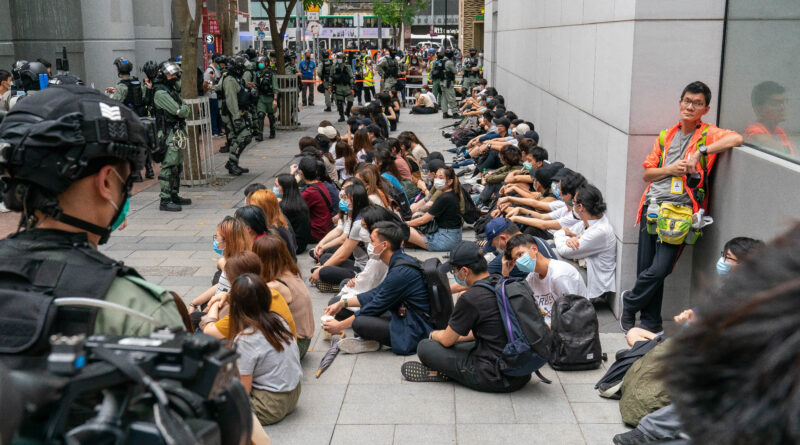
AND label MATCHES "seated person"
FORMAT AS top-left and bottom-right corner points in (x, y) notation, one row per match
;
(502, 143), (547, 188)
(402, 242), (531, 393)
(553, 184), (617, 304)
(333, 206), (392, 302)
(374, 146), (410, 204)
(247, 189), (298, 262)
(276, 173), (312, 254)
(505, 168), (585, 240)
(410, 158), (445, 213)
(227, 273), (302, 426)
(235, 205), (268, 242)
(505, 233), (587, 325)
(476, 145), (523, 208)
(322, 221), (433, 355)
(410, 84), (437, 114)
(483, 217), (528, 279)
(298, 156), (335, 242)
(407, 166), (464, 252)
(309, 182), (371, 292)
